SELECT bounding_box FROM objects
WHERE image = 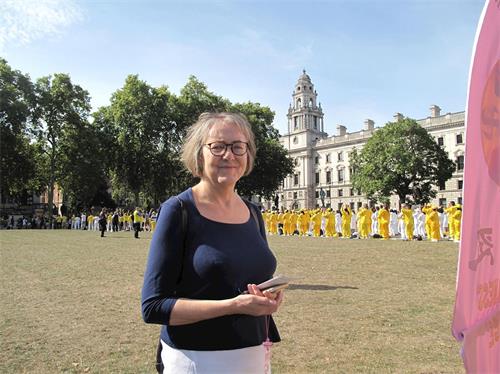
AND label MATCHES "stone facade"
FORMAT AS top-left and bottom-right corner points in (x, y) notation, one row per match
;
(268, 71), (465, 211)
